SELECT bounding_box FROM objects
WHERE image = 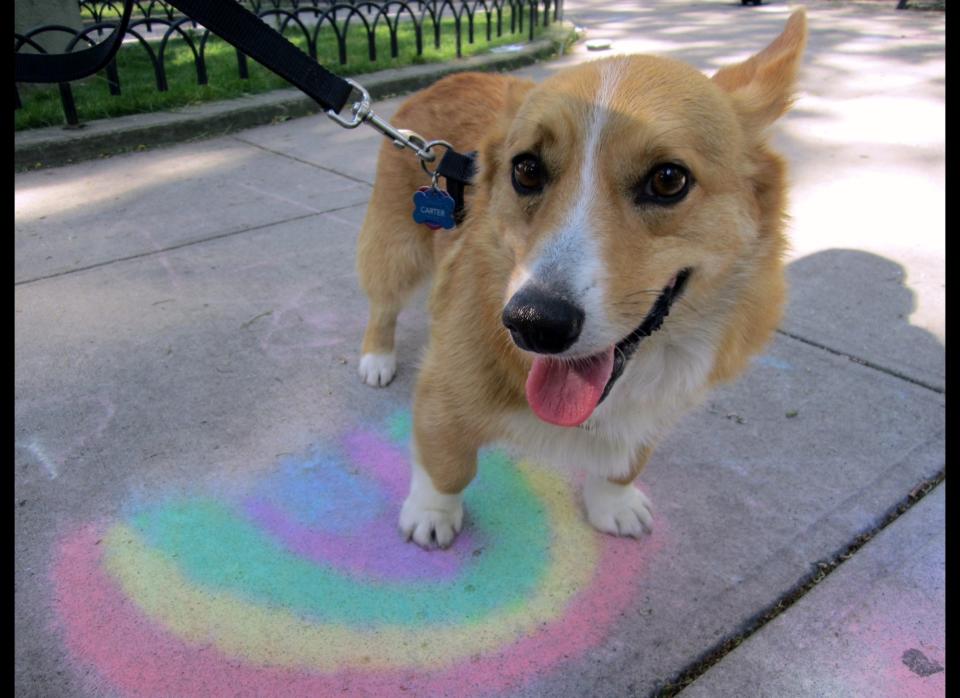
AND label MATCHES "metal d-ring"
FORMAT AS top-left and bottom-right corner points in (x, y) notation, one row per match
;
(418, 140), (454, 177)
